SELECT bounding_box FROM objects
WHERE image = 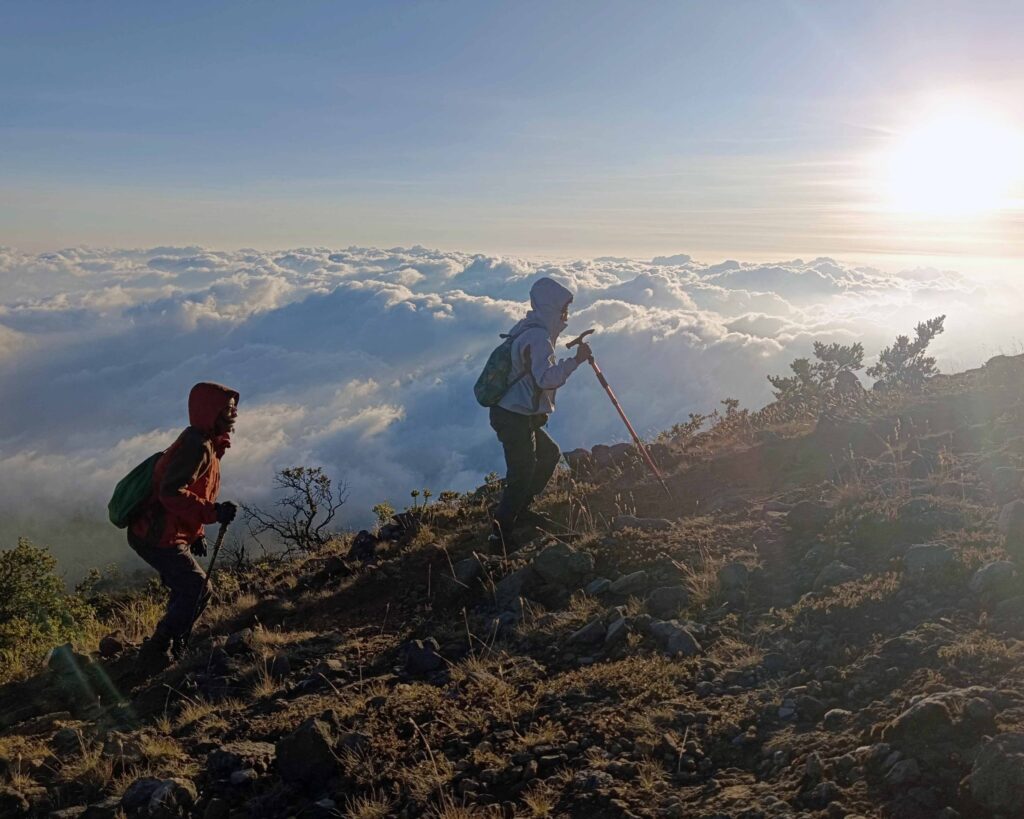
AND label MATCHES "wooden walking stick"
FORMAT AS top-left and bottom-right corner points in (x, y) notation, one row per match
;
(567, 329), (672, 498)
